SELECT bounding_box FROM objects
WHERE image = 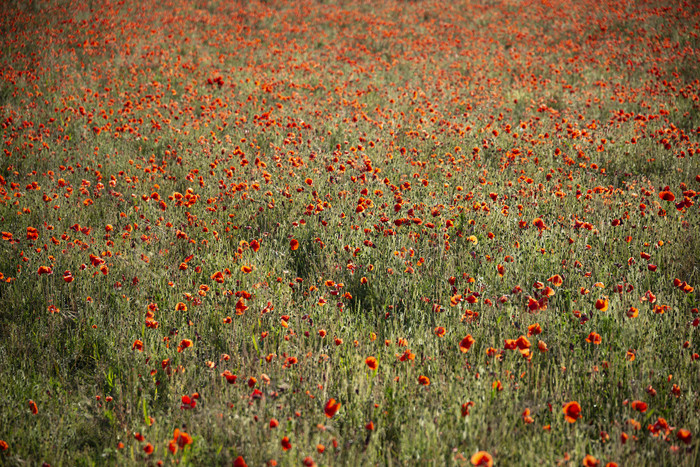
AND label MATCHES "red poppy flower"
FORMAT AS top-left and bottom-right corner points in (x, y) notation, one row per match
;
(177, 339), (193, 352)
(515, 335), (531, 350)
(324, 398), (341, 418)
(281, 436), (292, 451)
(459, 335), (475, 353)
(28, 400), (38, 415)
(365, 356), (378, 370)
(563, 401), (581, 423)
(630, 400), (647, 412)
(677, 428), (692, 444)
(418, 375), (430, 386)
(461, 401), (474, 417)
(533, 218), (547, 230)
(235, 298), (248, 315)
(290, 239), (299, 250)
(659, 190), (675, 201)
(221, 370), (237, 384)
(26, 227), (39, 240)
(595, 298), (609, 311)
(233, 456), (248, 467)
